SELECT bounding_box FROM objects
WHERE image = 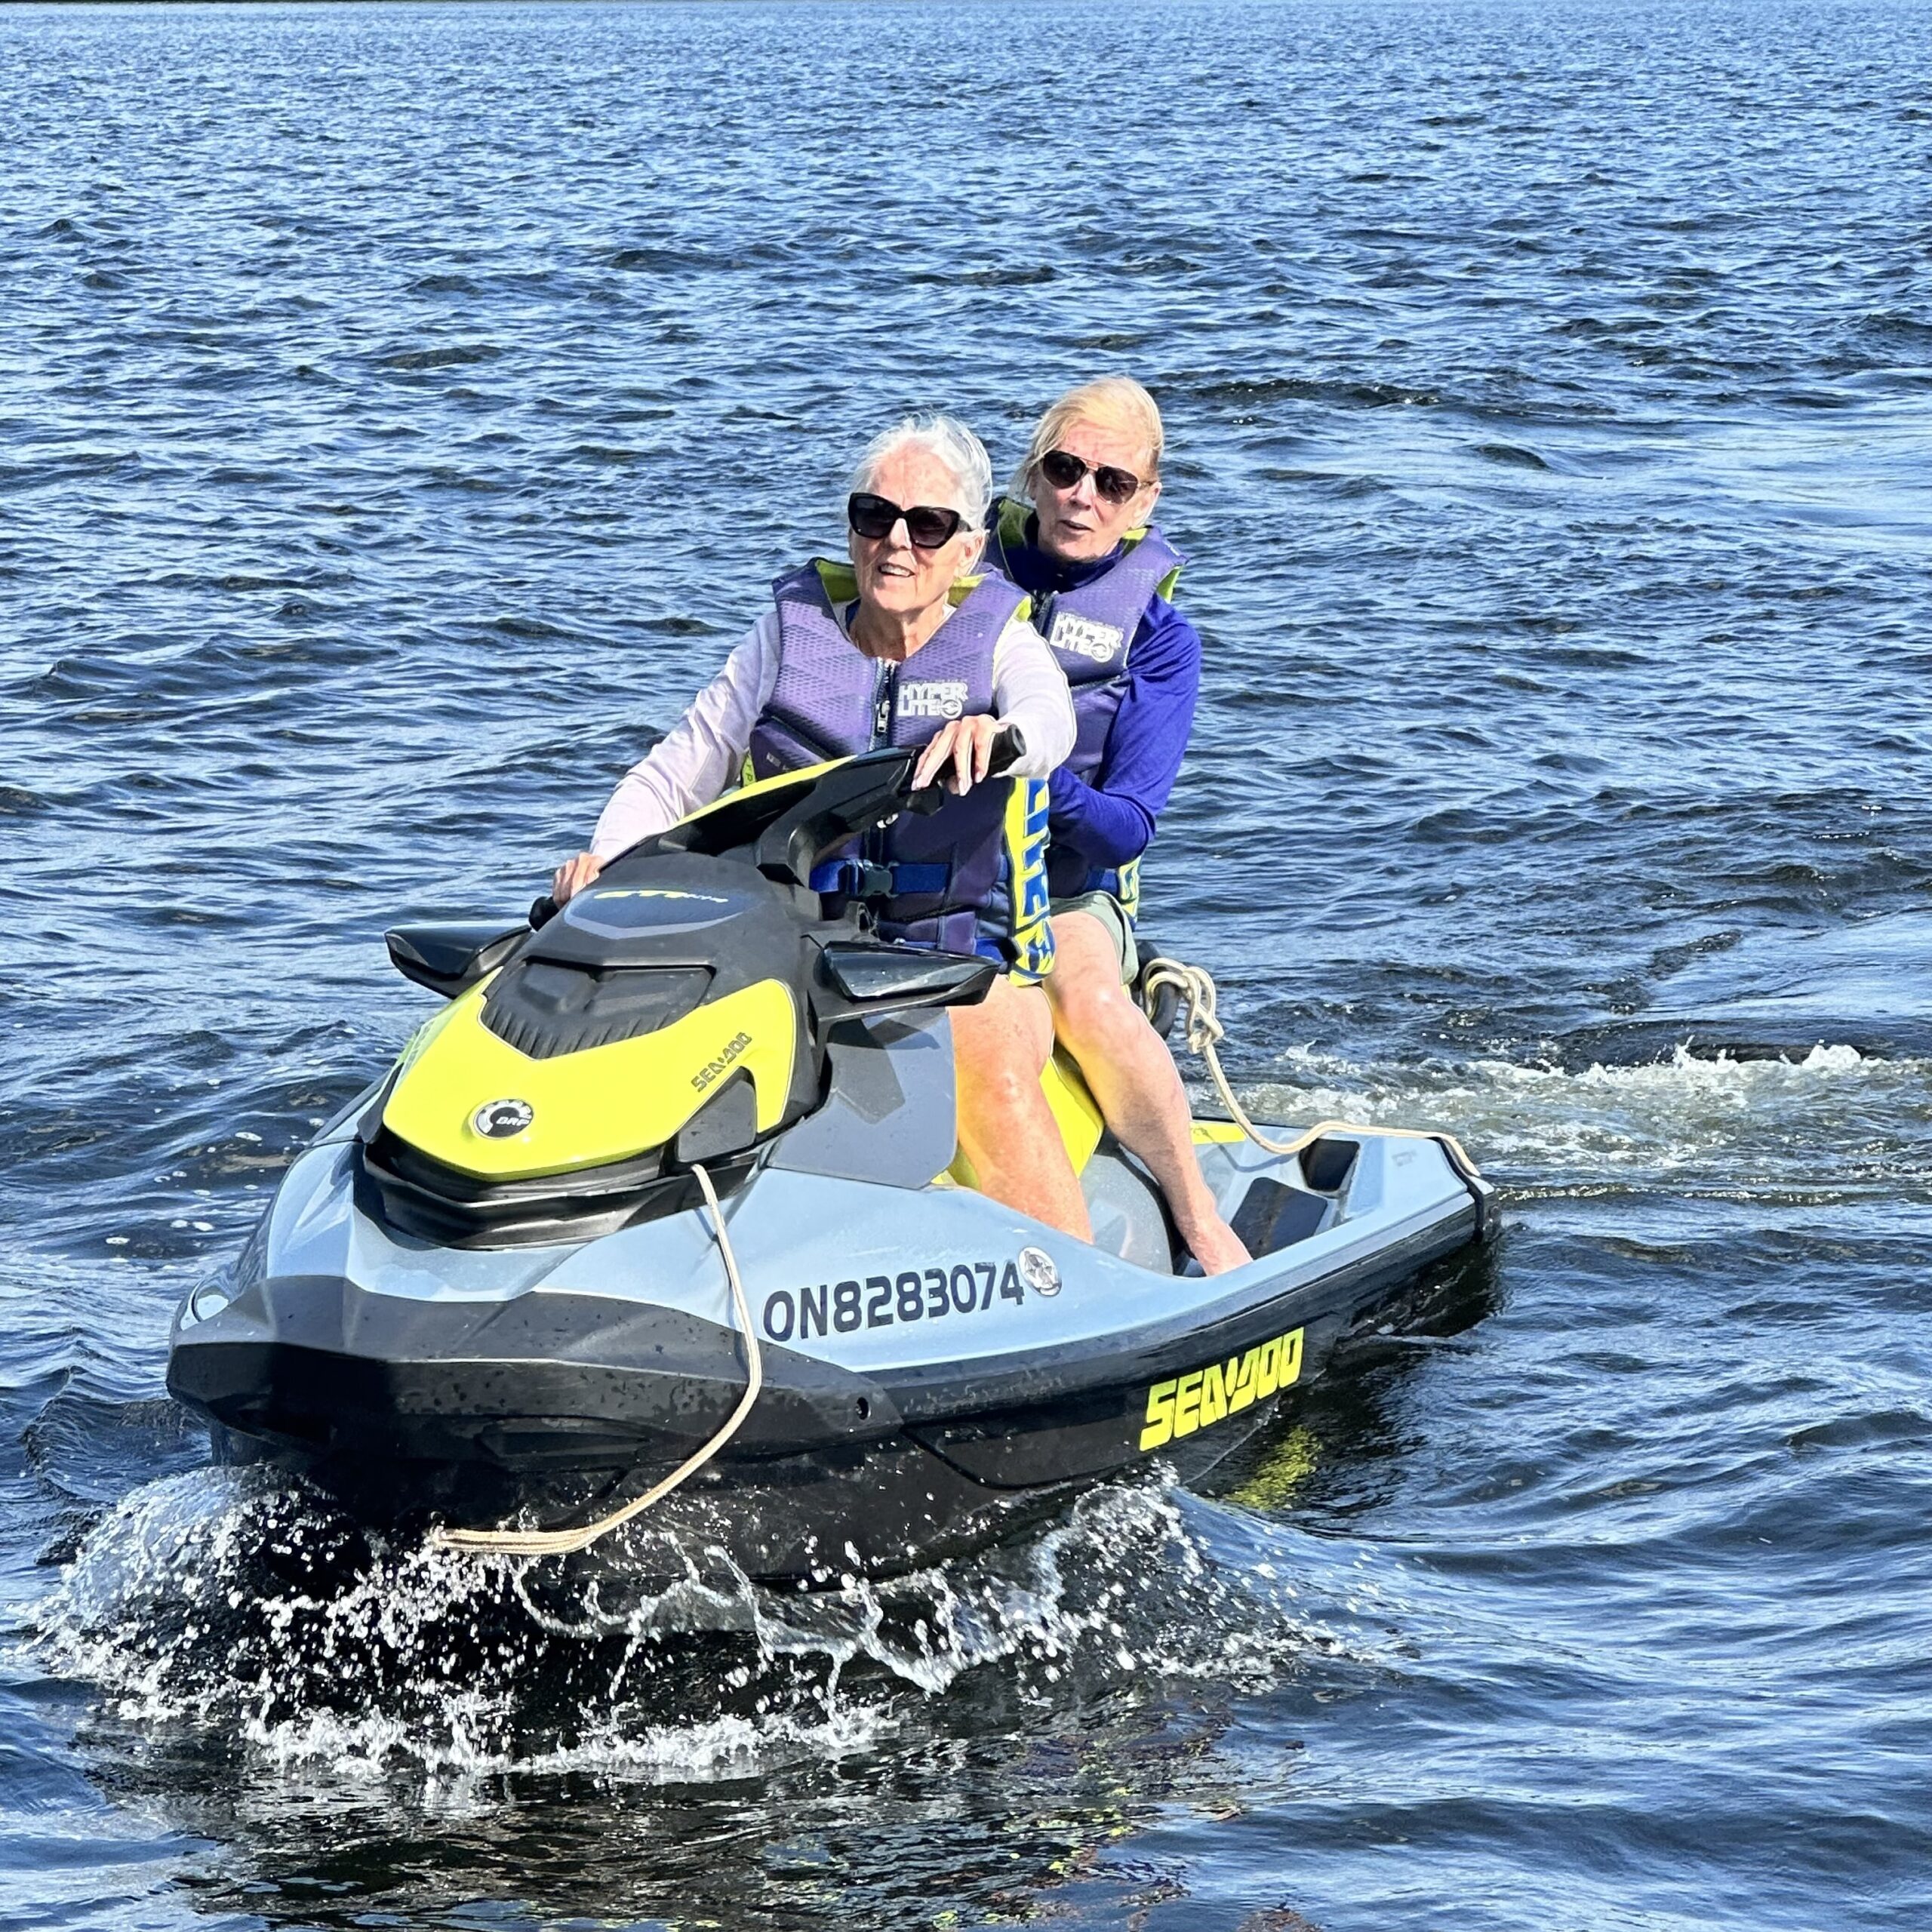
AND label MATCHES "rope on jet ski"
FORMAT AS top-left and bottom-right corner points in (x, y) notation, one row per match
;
(427, 1161), (763, 1561)
(1139, 956), (1485, 1184)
